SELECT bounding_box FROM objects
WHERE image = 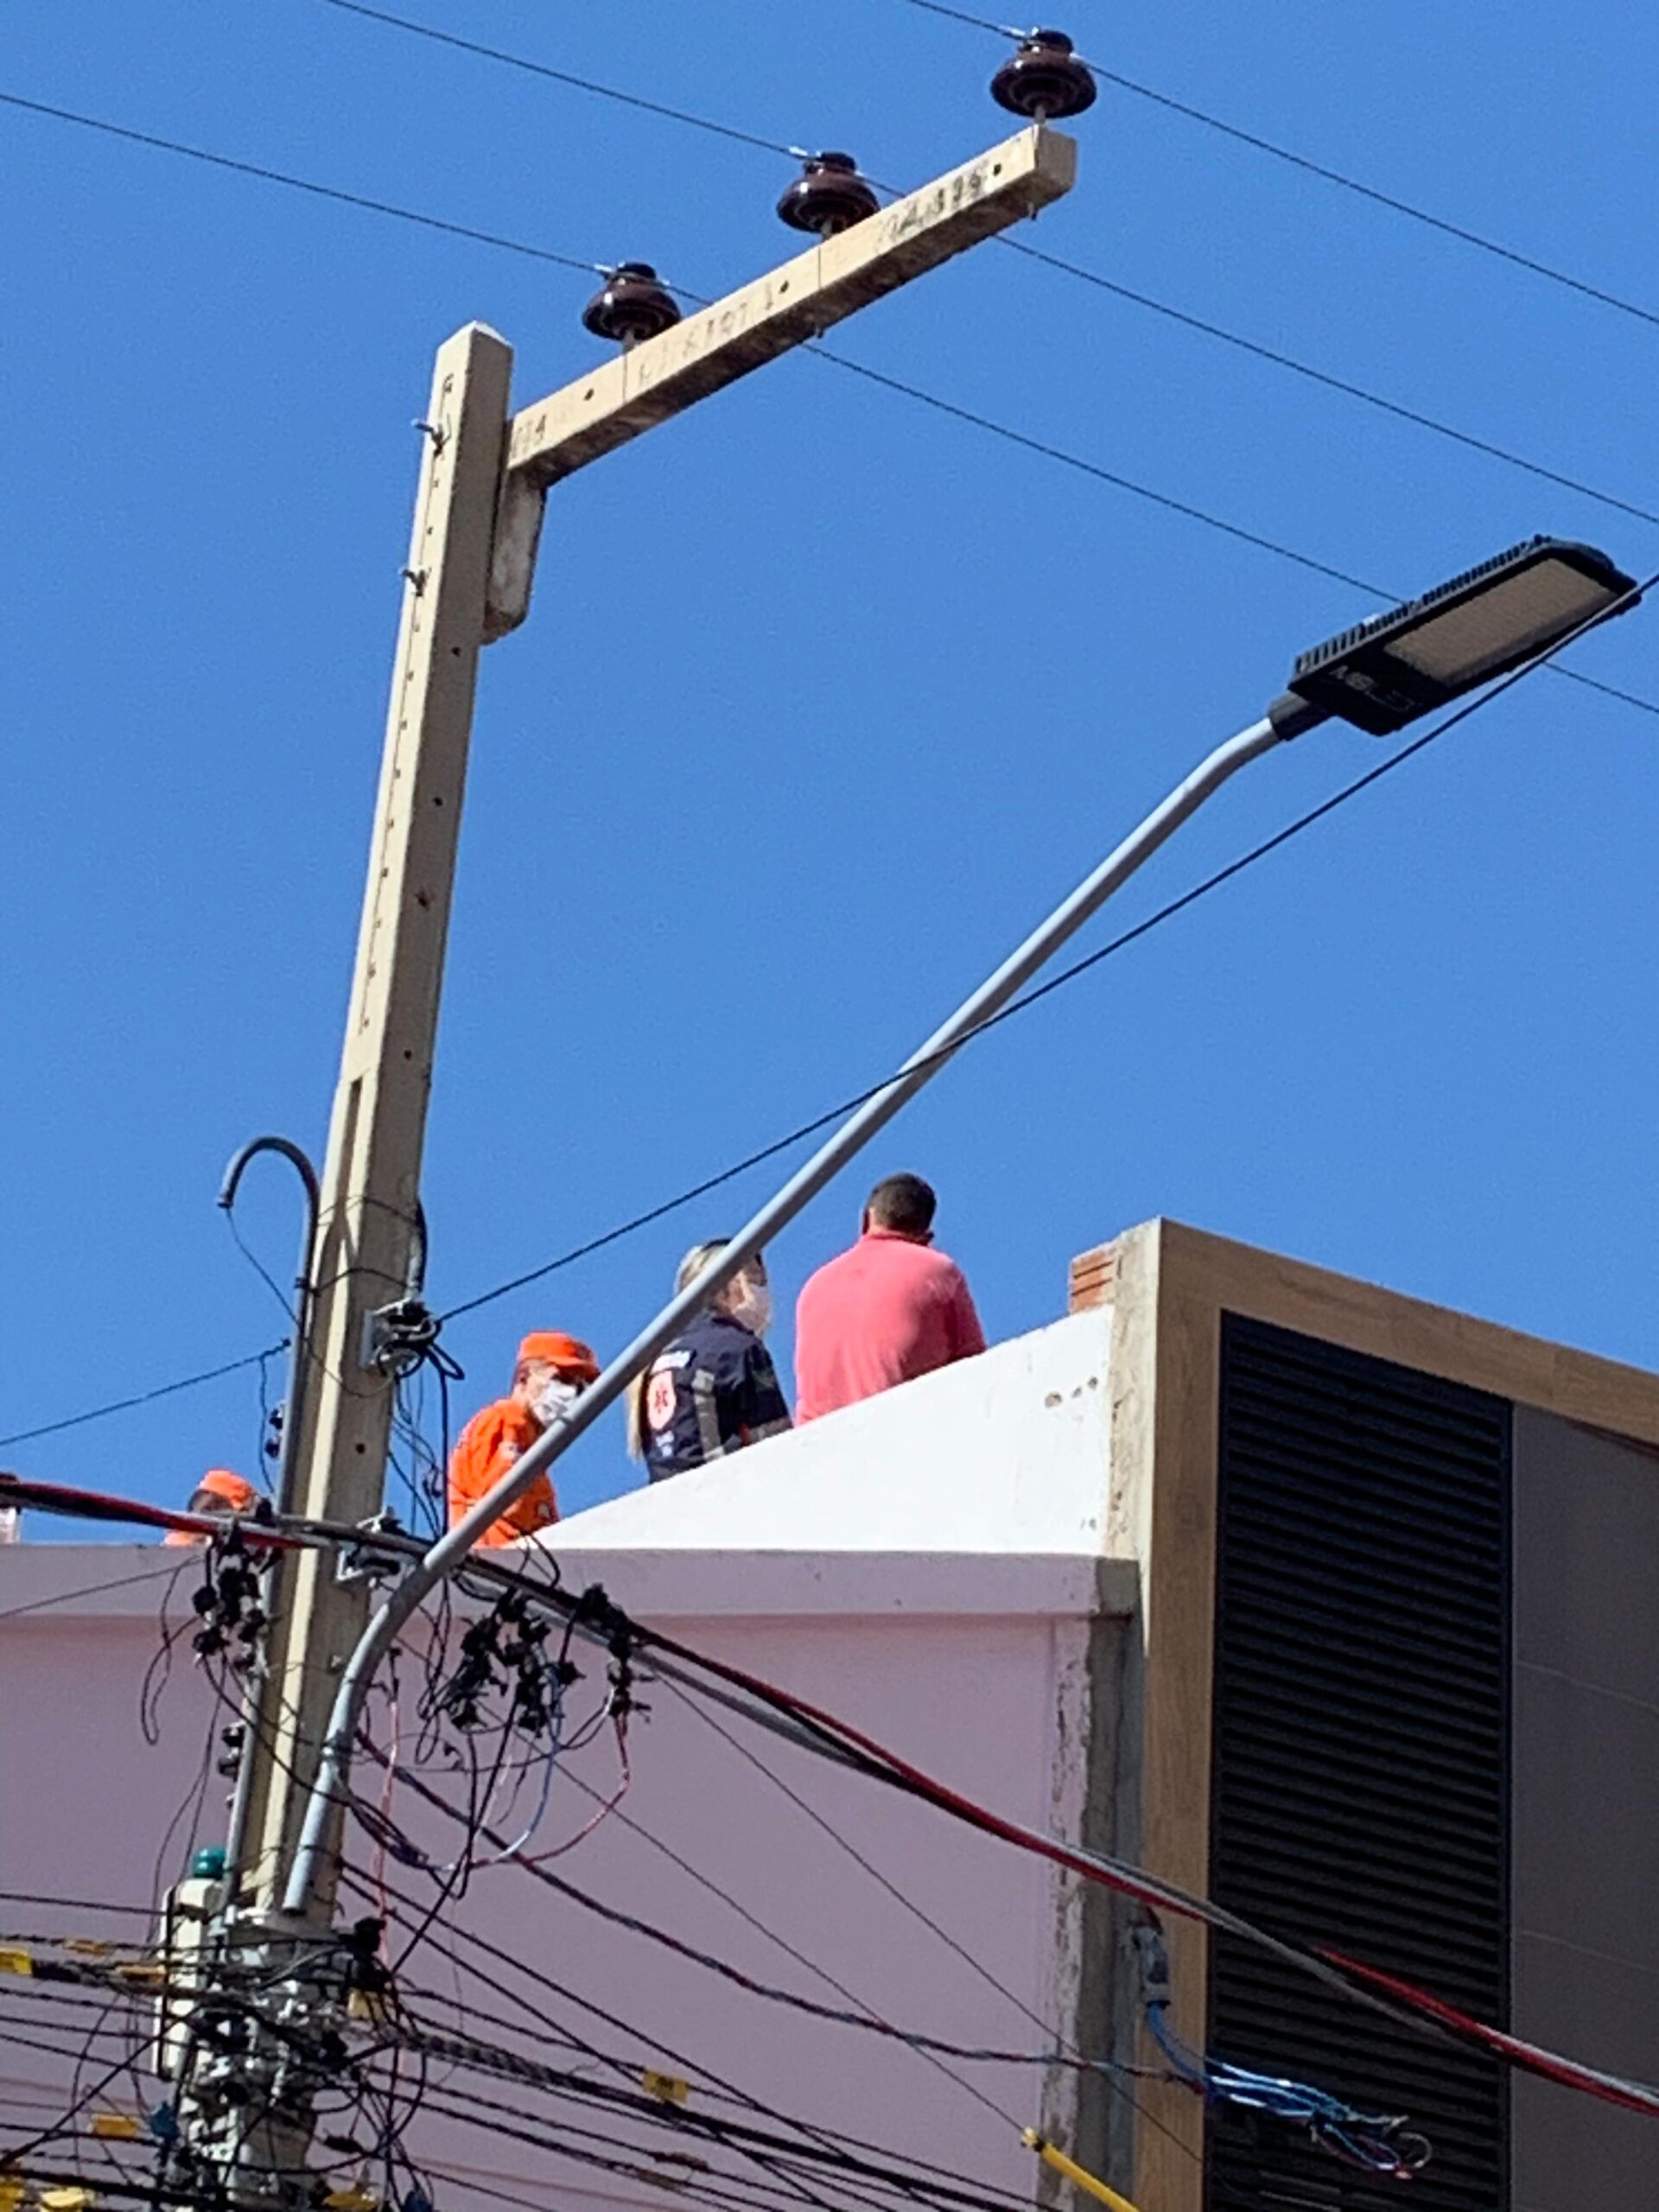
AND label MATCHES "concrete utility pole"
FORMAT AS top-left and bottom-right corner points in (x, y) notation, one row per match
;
(182, 122), (1077, 2206)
